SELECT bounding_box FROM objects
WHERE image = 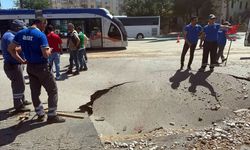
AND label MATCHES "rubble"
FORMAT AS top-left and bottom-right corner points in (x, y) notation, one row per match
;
(104, 108), (250, 149)
(186, 109), (250, 149)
